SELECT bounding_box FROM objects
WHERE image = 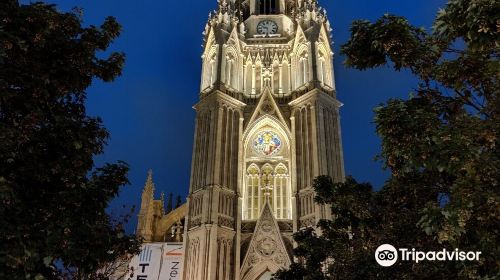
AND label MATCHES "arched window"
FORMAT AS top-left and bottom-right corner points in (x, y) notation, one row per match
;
(255, 61), (262, 95)
(244, 61), (253, 95)
(318, 56), (326, 85)
(272, 61), (280, 95)
(246, 164), (260, 219)
(317, 49), (331, 86)
(274, 163), (289, 218)
(209, 57), (217, 85)
(258, 0), (278, 15)
(281, 60), (290, 94)
(244, 162), (291, 220)
(243, 128), (292, 220)
(224, 48), (240, 90)
(201, 51), (217, 90)
(225, 55), (239, 90)
(226, 58), (234, 88)
(298, 54), (309, 87)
